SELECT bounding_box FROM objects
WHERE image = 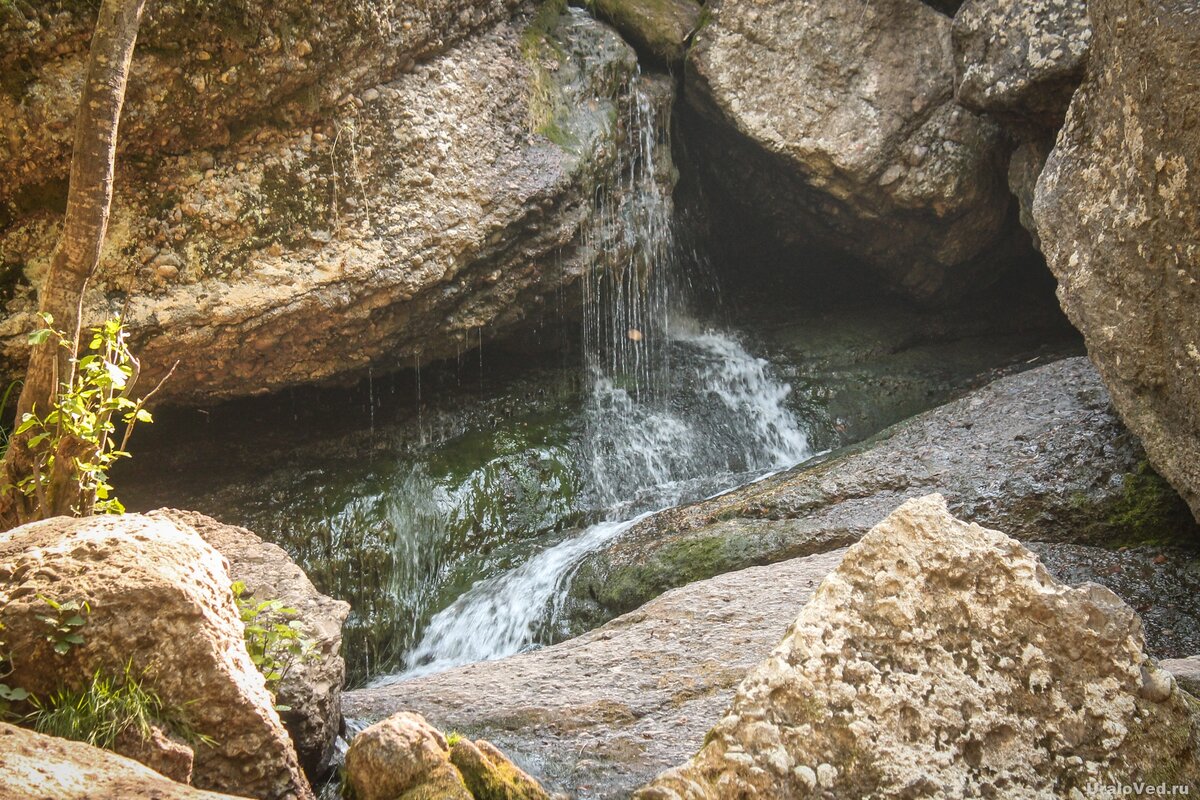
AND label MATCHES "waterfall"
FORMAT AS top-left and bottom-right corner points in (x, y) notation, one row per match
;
(383, 74), (813, 683)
